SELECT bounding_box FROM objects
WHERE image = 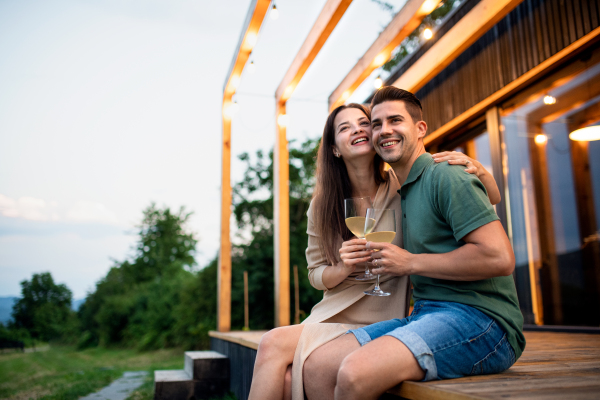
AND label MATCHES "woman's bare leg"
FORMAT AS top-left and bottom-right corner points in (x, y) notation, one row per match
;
(248, 325), (304, 400)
